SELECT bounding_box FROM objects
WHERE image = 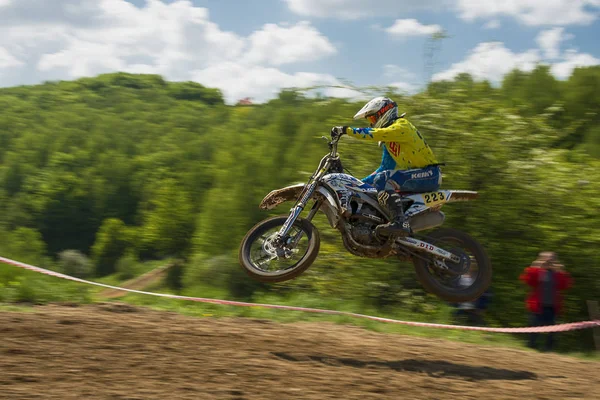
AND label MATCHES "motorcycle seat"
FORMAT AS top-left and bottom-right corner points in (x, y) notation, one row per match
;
(395, 190), (421, 195)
